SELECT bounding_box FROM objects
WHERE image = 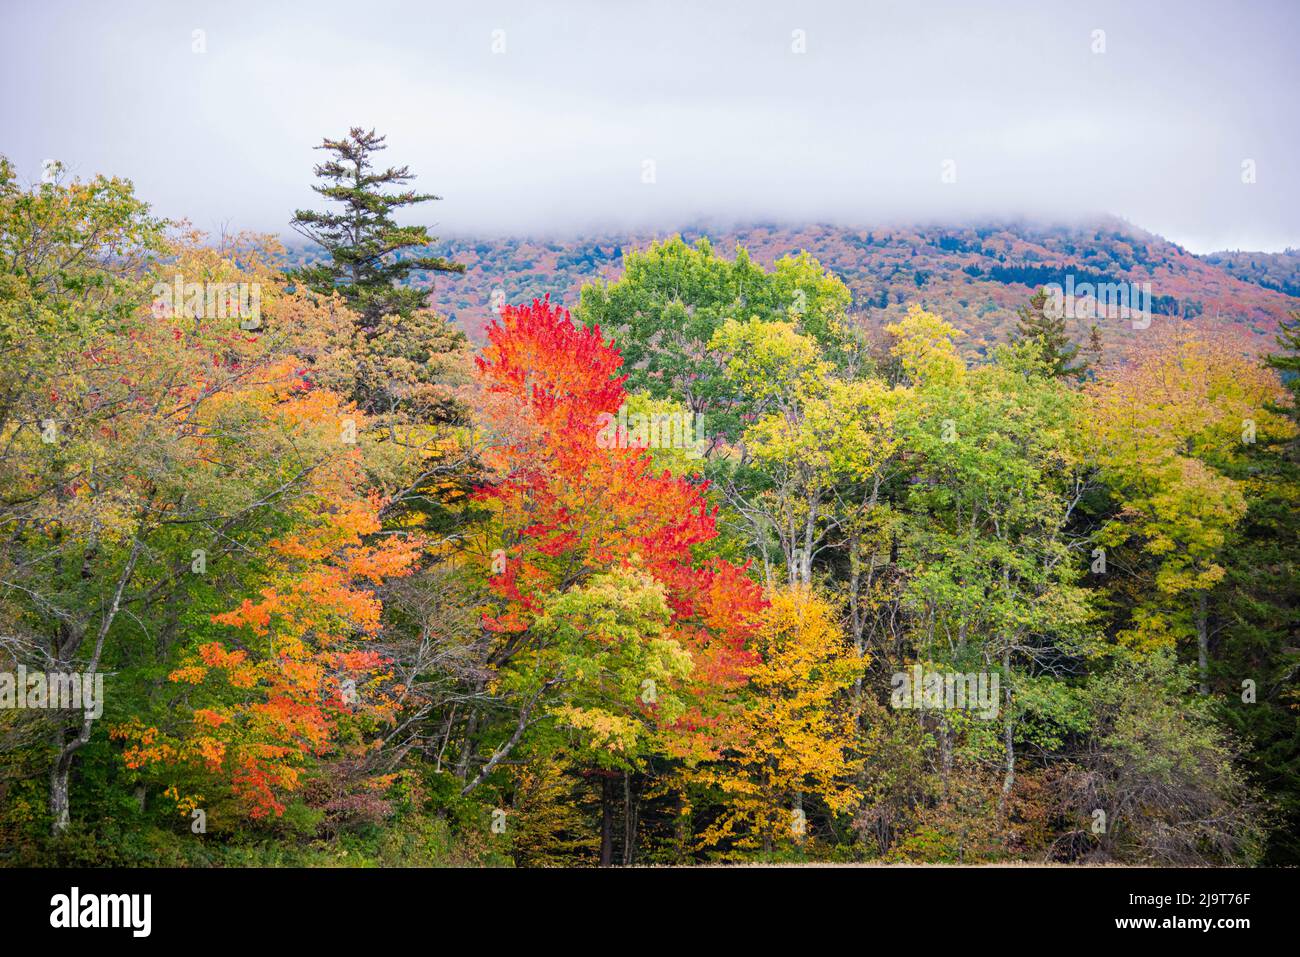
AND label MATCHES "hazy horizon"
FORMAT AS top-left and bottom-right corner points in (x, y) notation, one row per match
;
(306, 213), (1299, 258)
(3, 0), (1298, 254)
